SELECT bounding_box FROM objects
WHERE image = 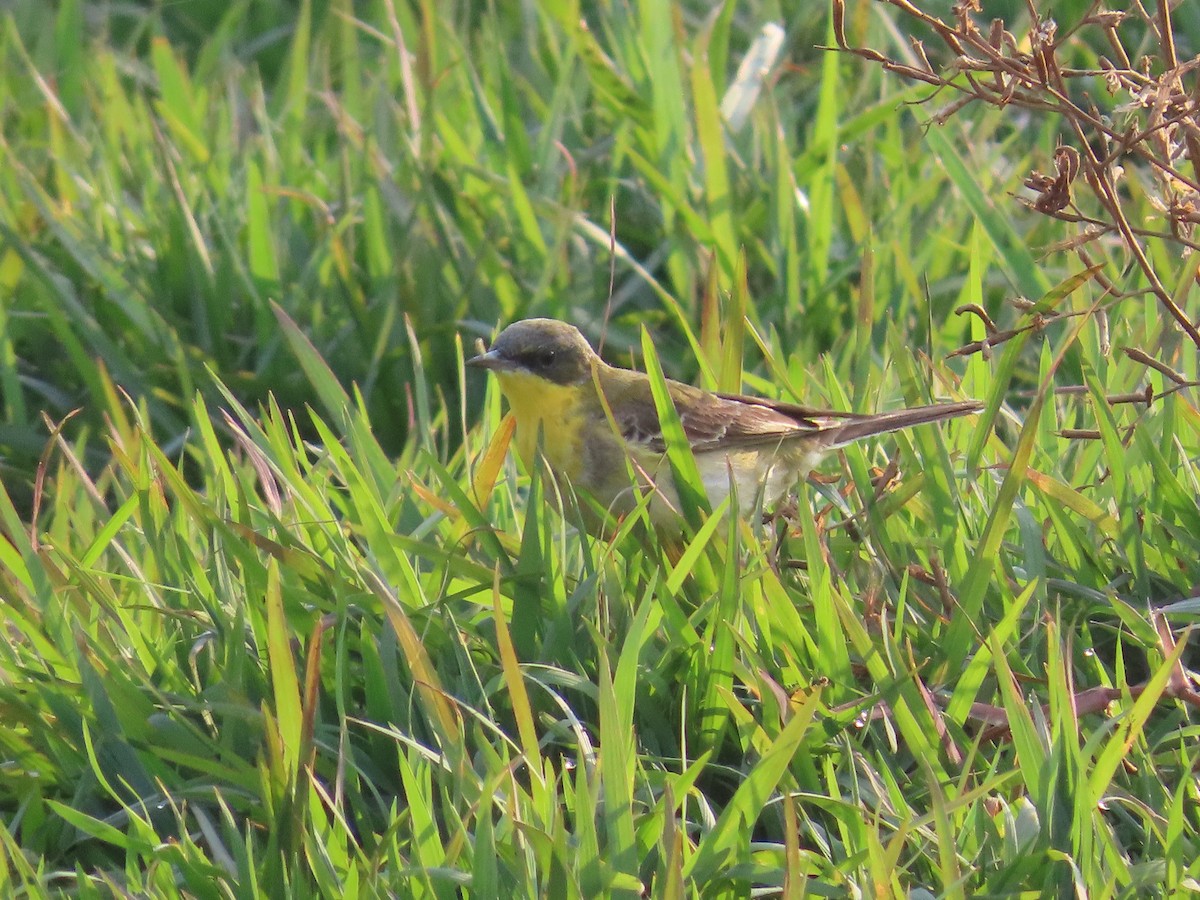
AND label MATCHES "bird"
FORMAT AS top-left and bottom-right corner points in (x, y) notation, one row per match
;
(467, 318), (980, 533)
